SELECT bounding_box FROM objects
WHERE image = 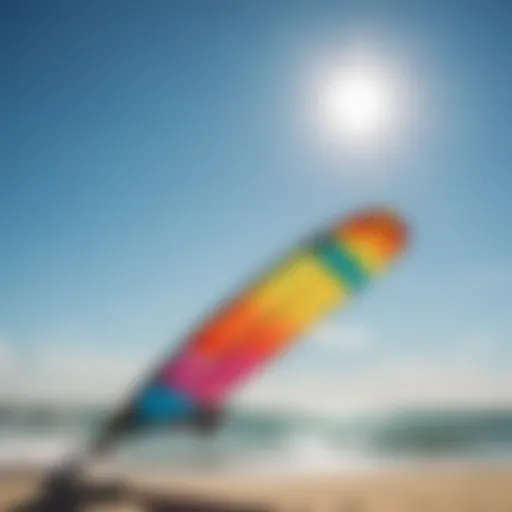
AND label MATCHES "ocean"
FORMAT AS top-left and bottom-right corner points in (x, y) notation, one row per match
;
(1, 403), (512, 475)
